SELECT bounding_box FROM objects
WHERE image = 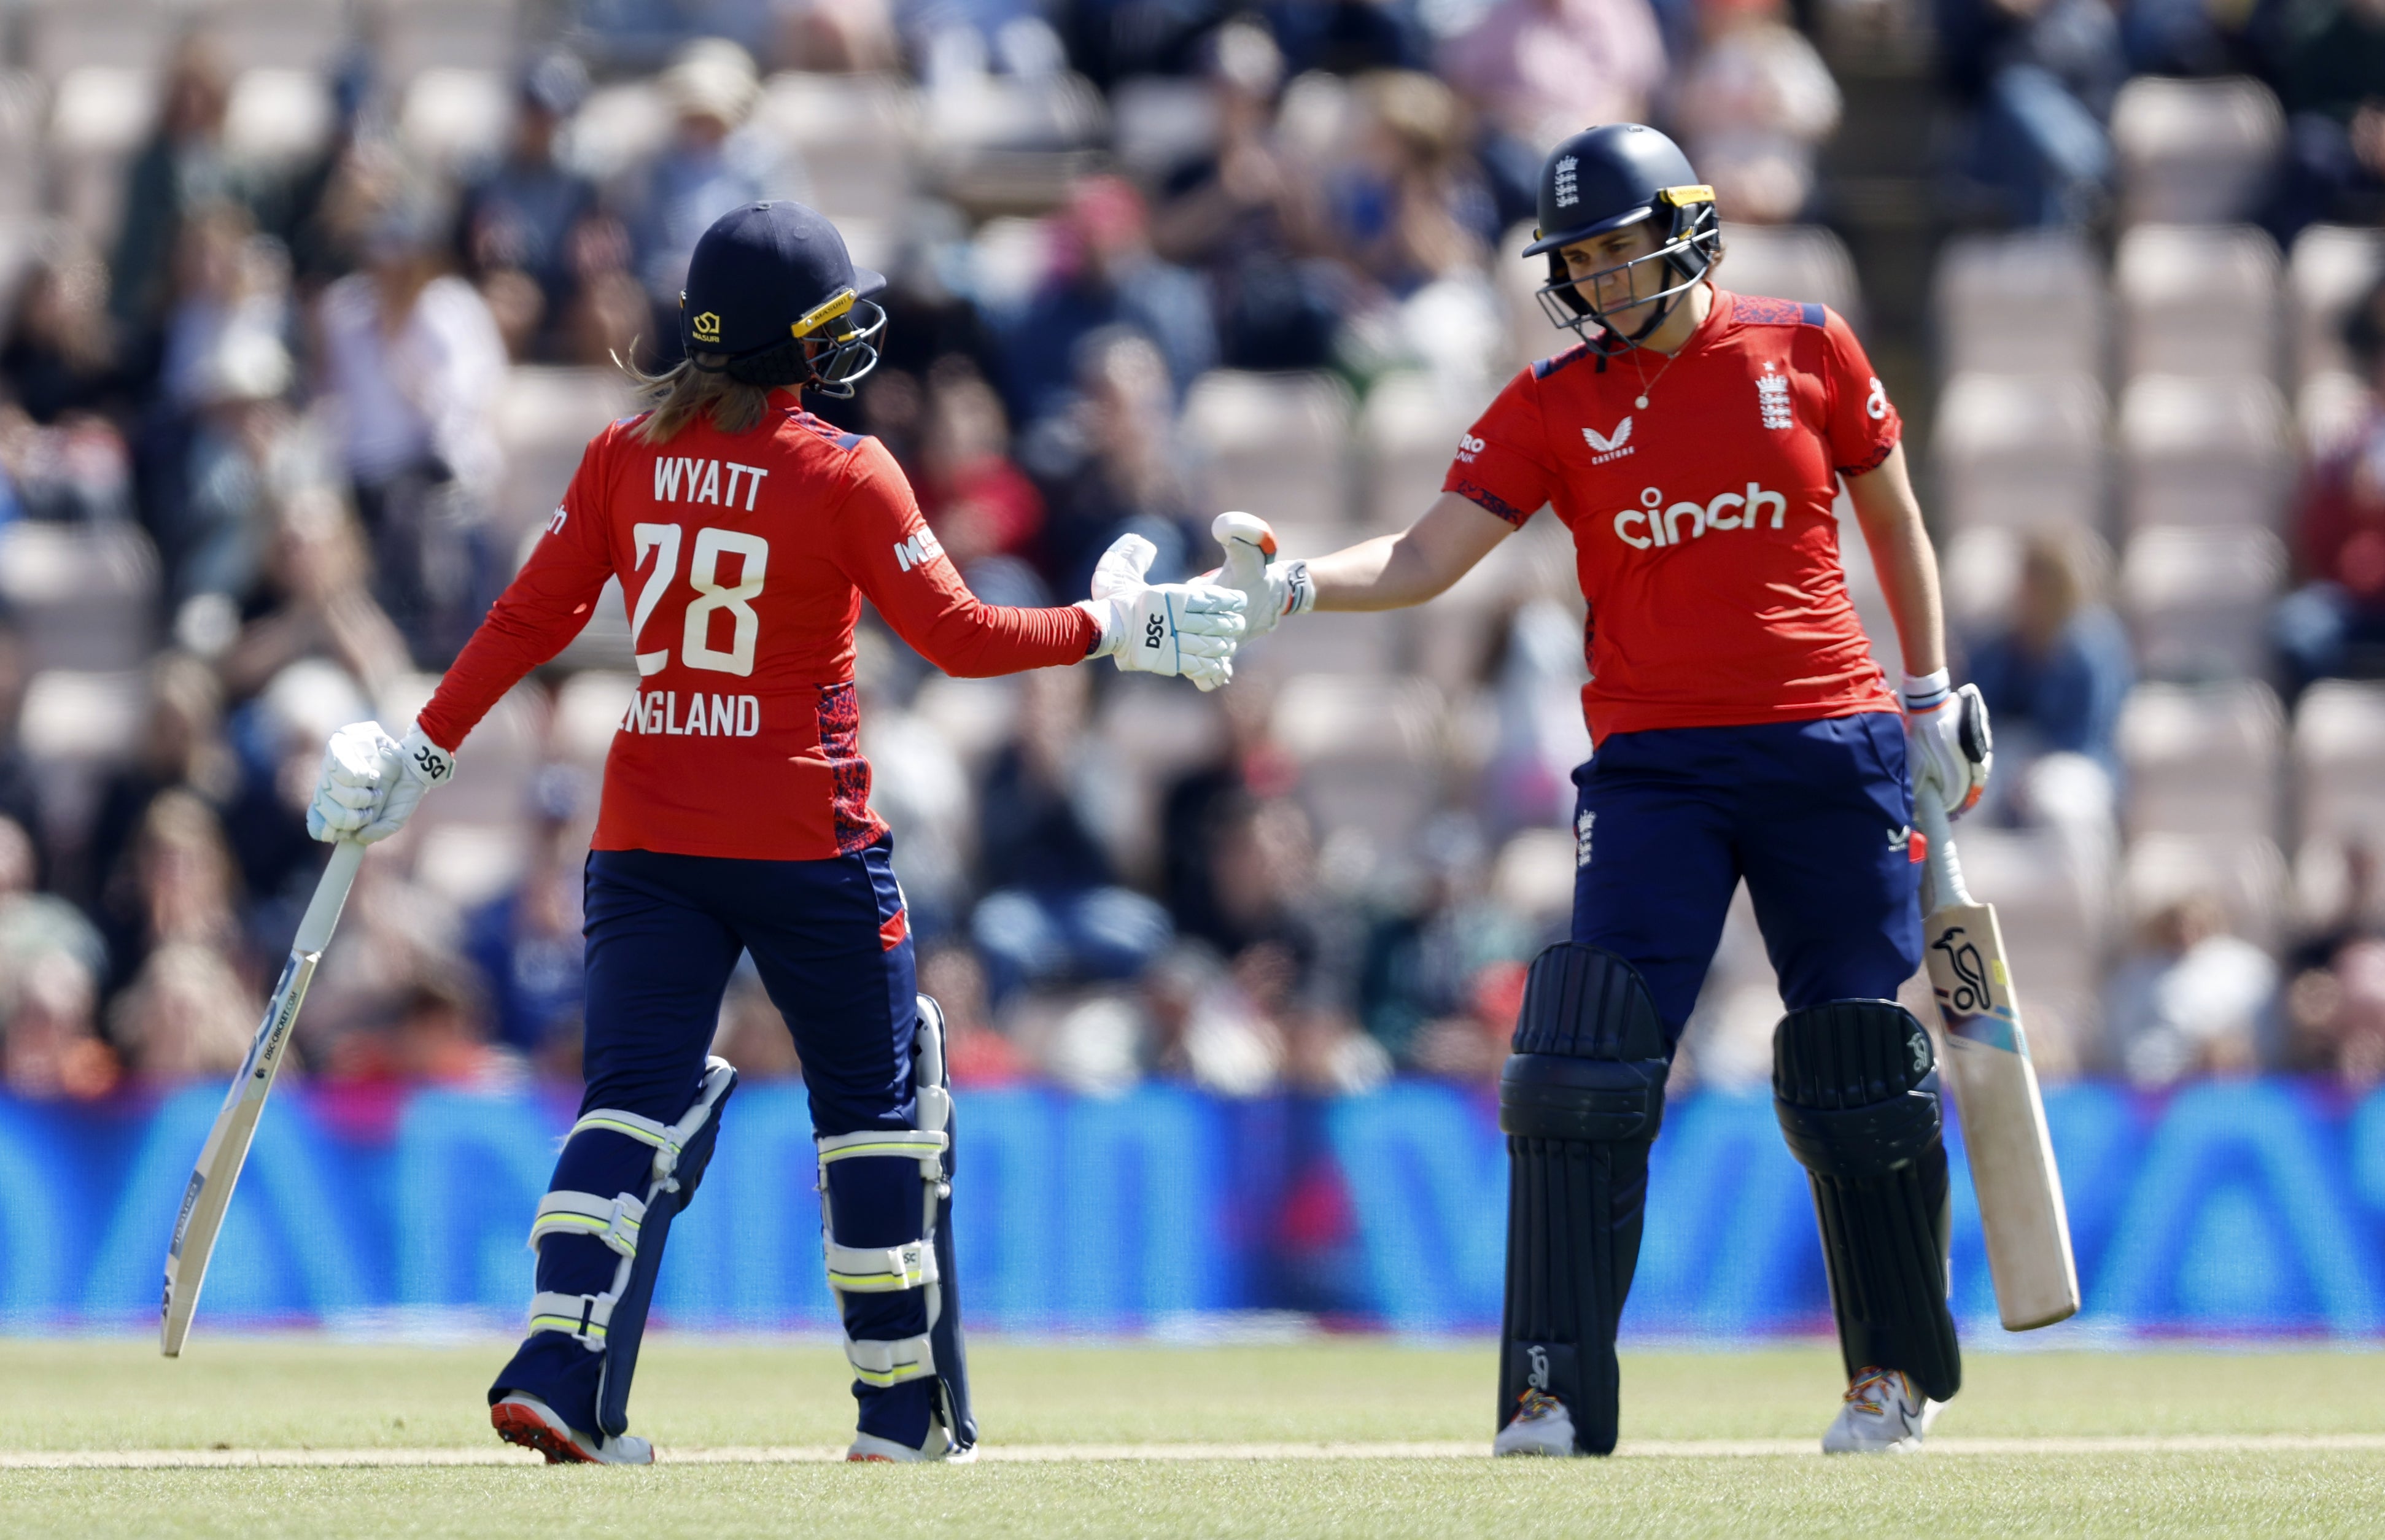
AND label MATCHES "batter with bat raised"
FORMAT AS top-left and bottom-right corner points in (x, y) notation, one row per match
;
(1205, 124), (1995, 1455)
